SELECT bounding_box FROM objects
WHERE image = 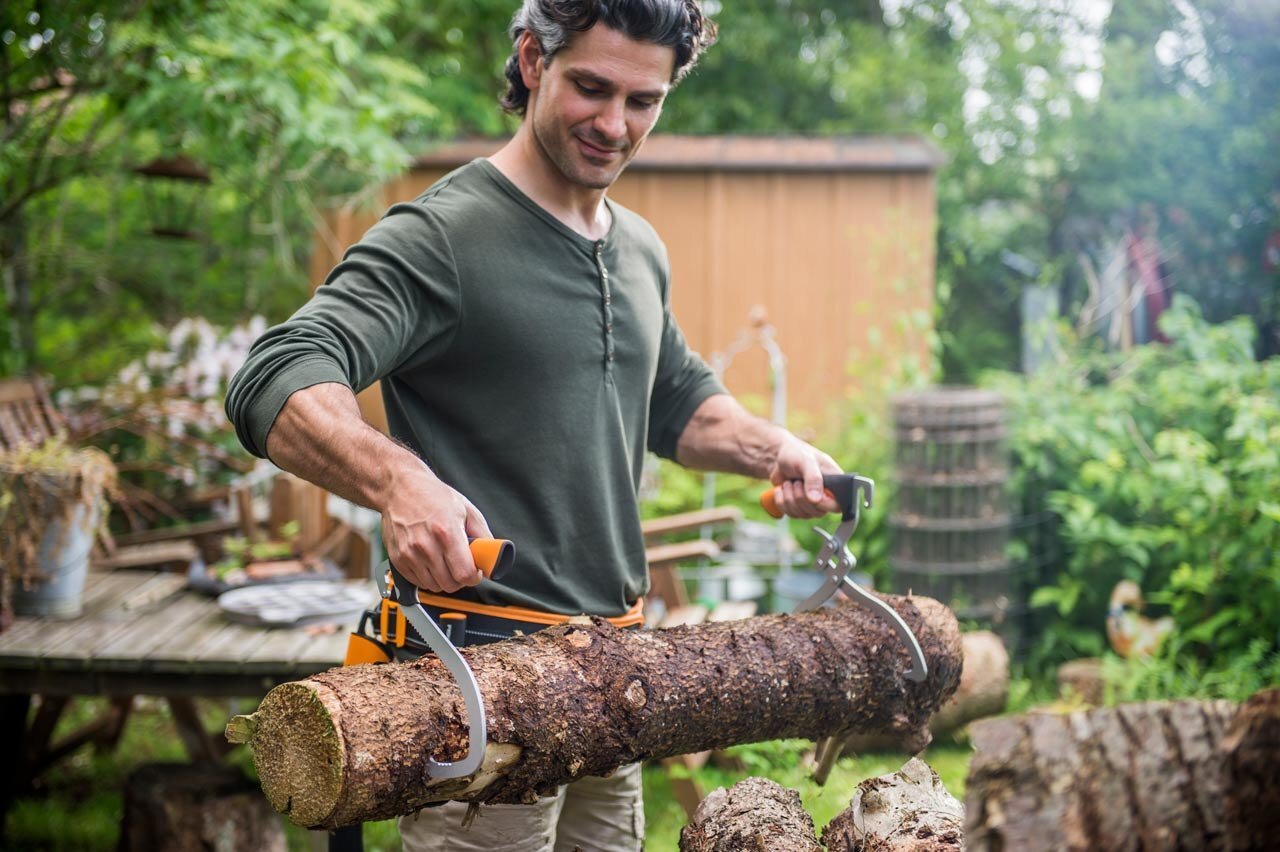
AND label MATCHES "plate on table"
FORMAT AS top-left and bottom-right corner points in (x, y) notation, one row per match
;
(216, 580), (375, 629)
